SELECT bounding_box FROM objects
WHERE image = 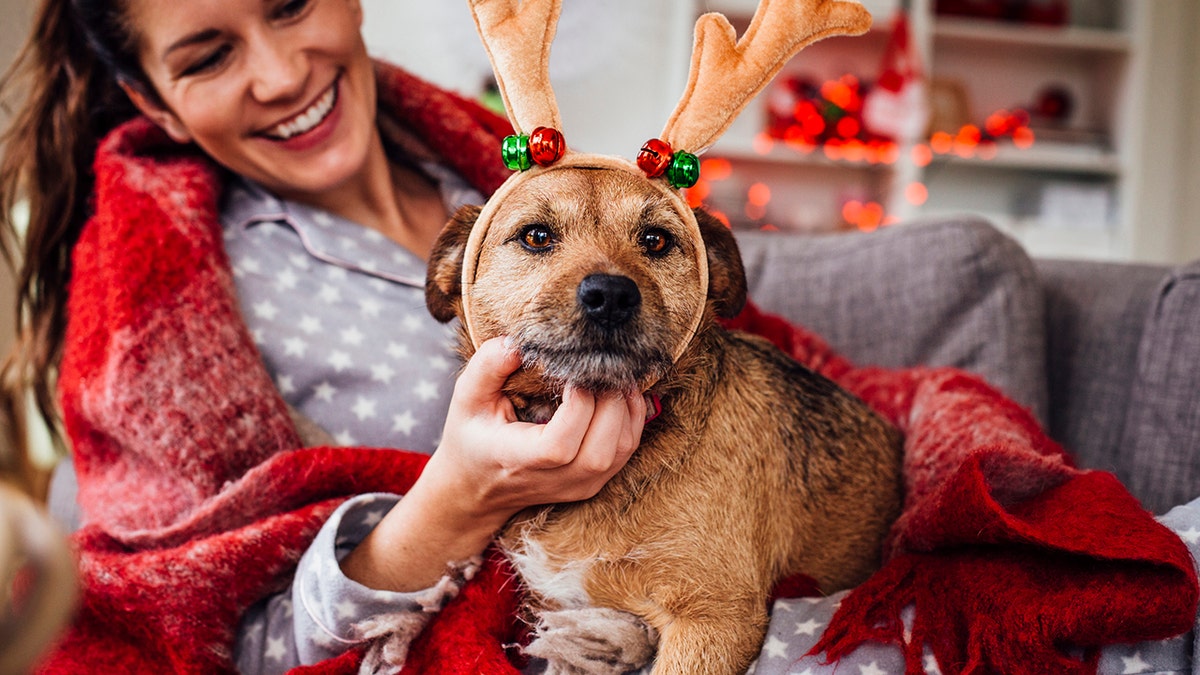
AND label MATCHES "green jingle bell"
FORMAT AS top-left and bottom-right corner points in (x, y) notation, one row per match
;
(666, 151), (700, 189)
(502, 135), (532, 171)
